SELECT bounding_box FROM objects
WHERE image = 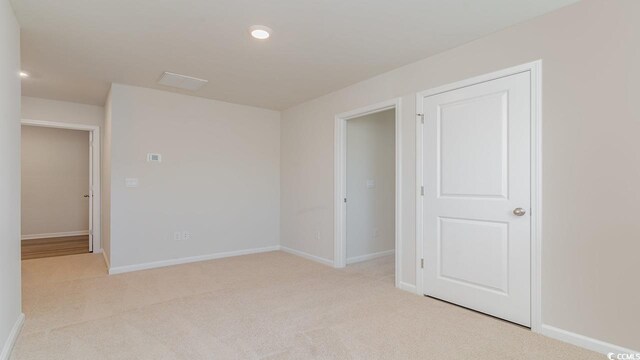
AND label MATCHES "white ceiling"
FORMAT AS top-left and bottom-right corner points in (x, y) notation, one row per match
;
(13, 0), (578, 110)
